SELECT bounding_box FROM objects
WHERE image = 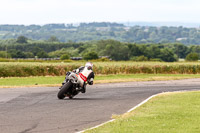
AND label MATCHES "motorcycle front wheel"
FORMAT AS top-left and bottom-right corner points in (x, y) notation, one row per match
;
(57, 82), (72, 99)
